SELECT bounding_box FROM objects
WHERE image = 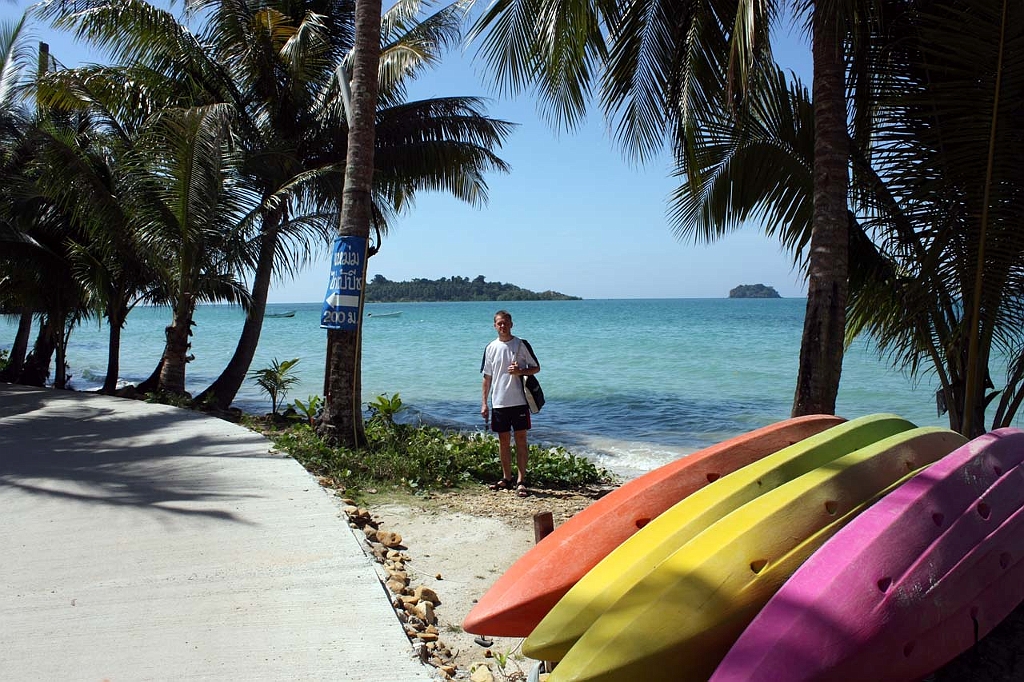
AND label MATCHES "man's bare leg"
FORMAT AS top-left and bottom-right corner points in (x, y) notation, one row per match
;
(498, 430), (514, 481)
(513, 429), (529, 484)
